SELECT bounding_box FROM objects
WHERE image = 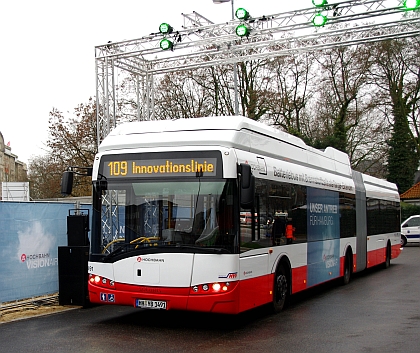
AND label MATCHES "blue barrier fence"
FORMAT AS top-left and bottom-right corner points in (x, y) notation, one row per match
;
(0, 201), (91, 303)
